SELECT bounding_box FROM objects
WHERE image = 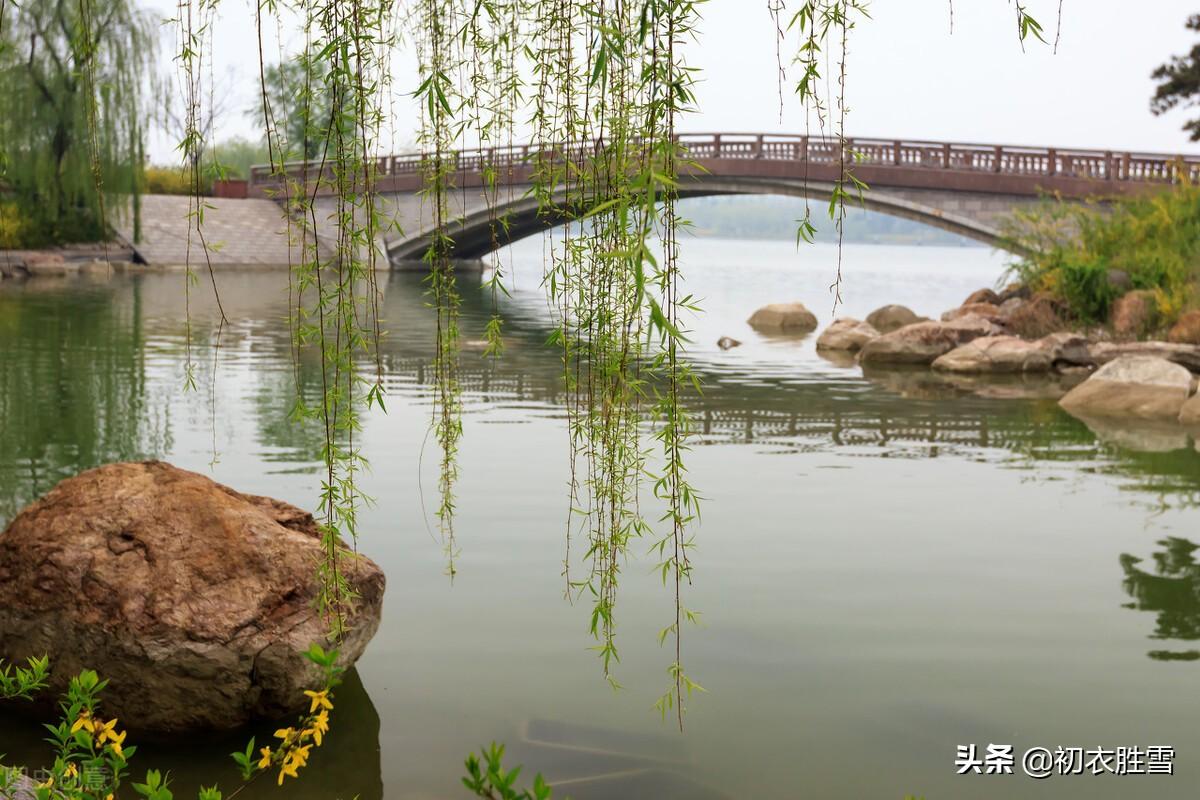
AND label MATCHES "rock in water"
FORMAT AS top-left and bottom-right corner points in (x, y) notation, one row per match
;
(857, 316), (1001, 366)
(0, 461), (385, 733)
(815, 318), (879, 351)
(865, 304), (926, 334)
(716, 336), (742, 350)
(931, 335), (1054, 373)
(1181, 392), (1200, 427)
(746, 302), (818, 333)
(1059, 356), (1193, 421)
